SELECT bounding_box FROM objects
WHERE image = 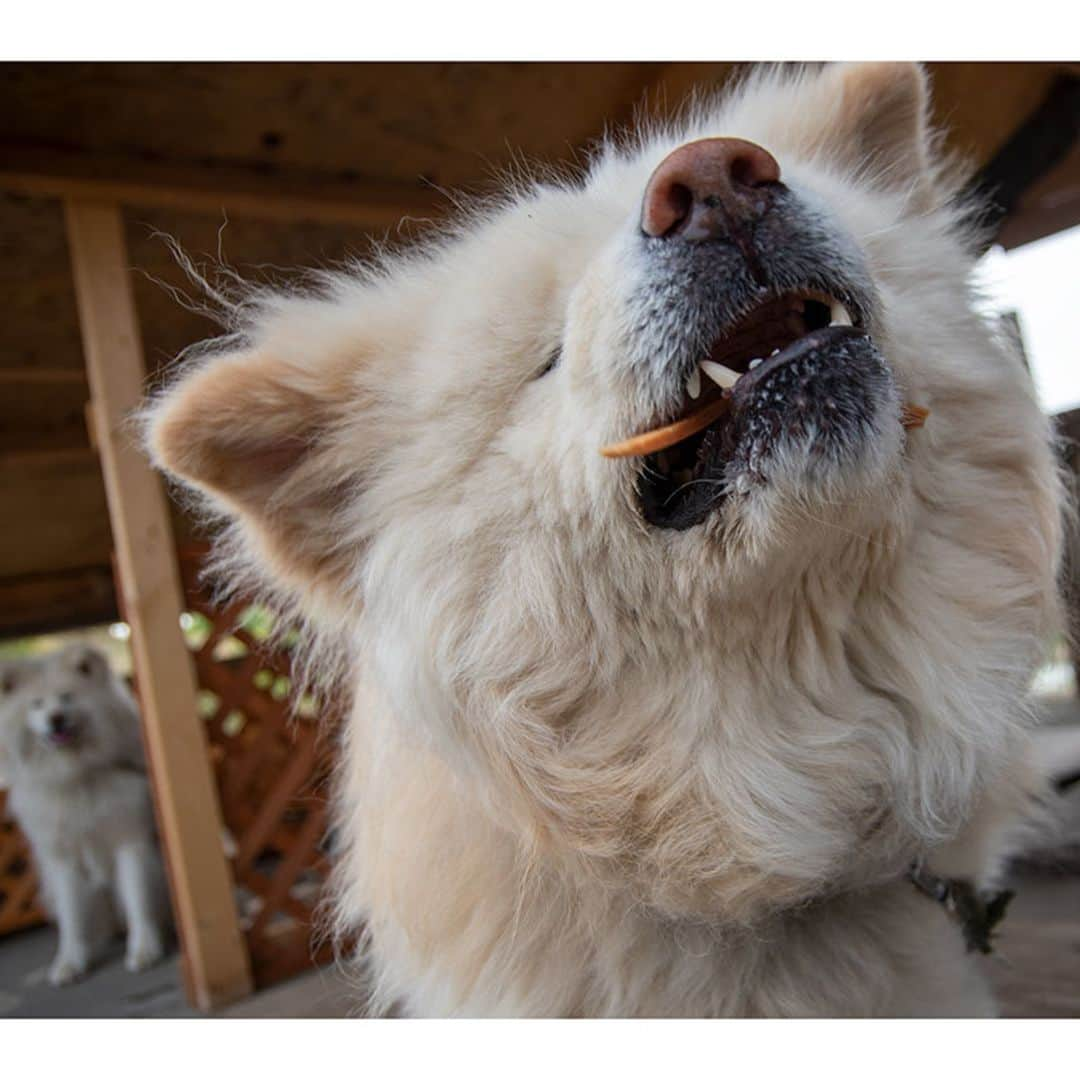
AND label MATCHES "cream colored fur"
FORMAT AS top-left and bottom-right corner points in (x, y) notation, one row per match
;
(145, 63), (1068, 1015)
